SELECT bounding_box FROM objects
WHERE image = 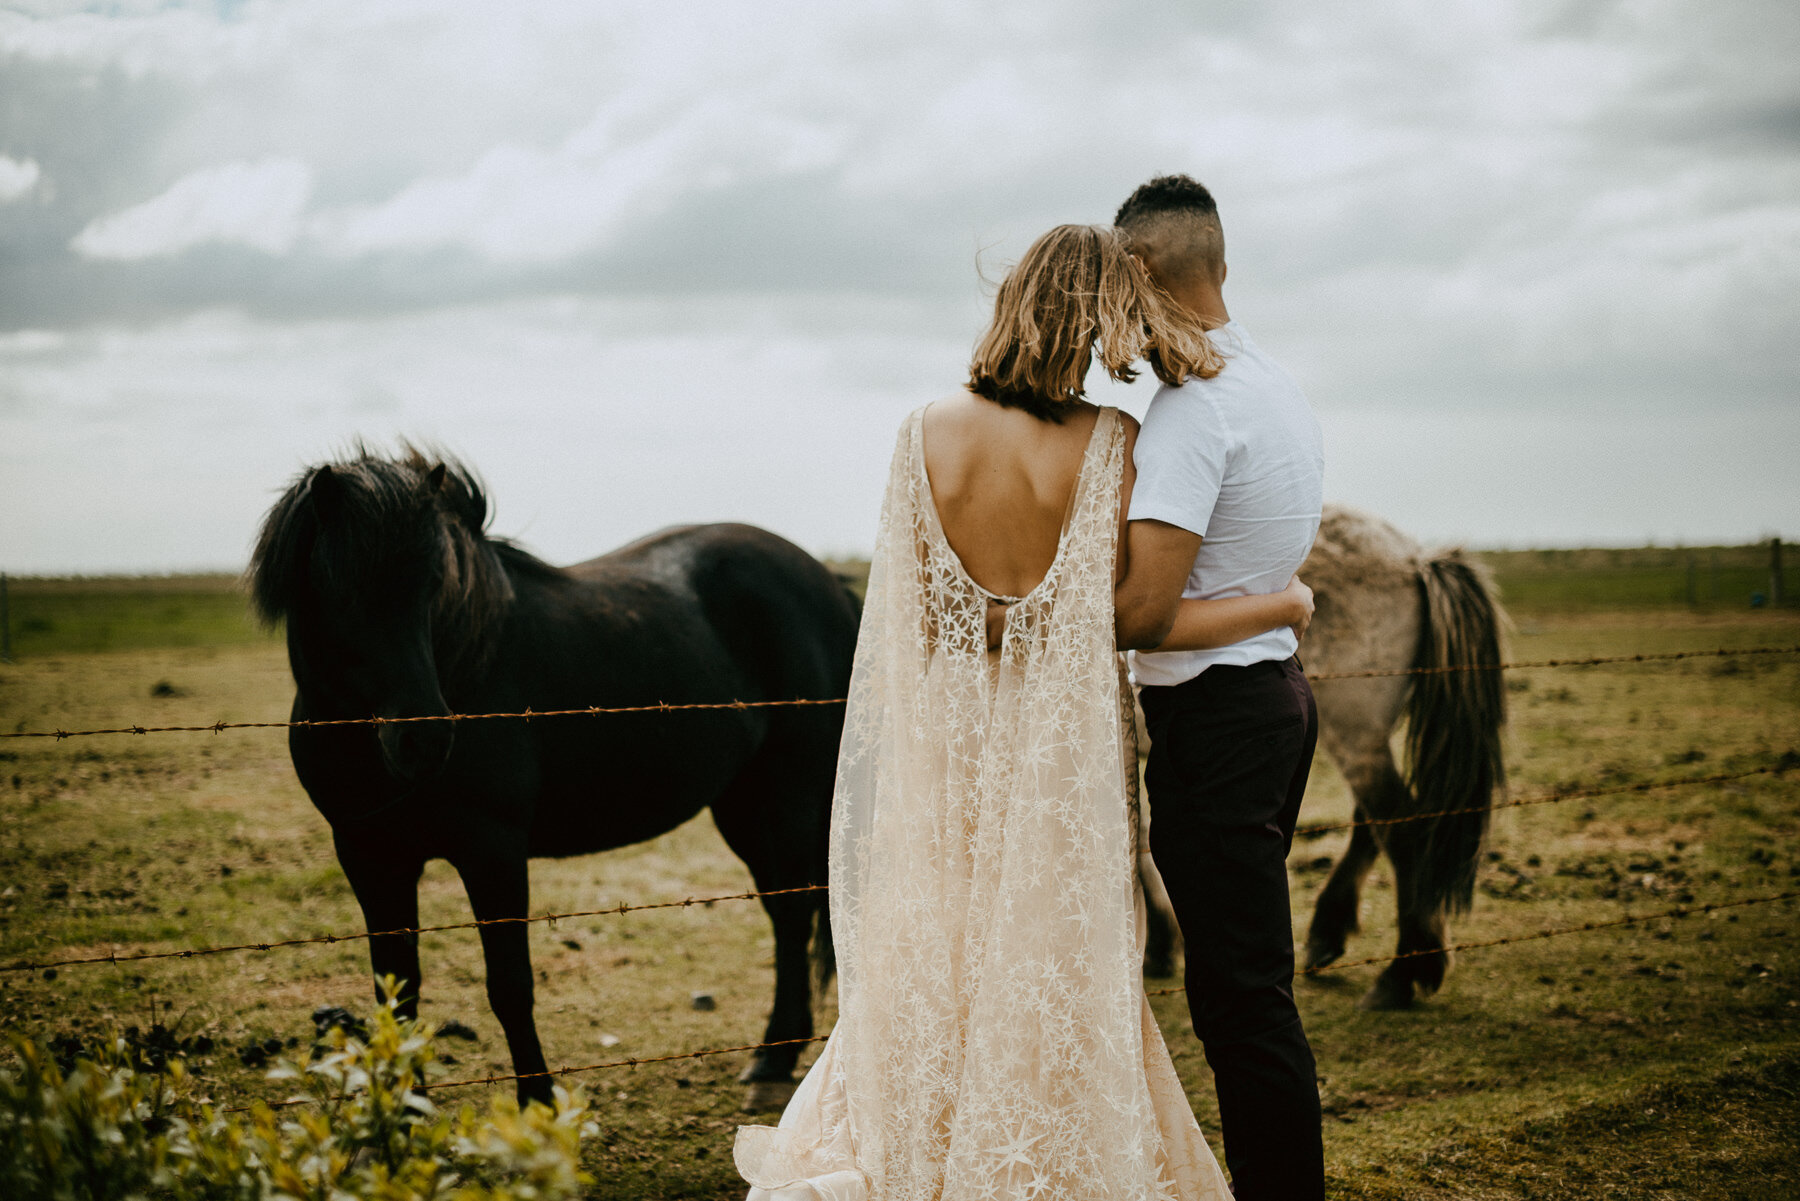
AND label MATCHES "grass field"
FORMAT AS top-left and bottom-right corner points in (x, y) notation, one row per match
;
(0, 573), (274, 658)
(1476, 543), (1789, 613)
(0, 554), (1796, 1199)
